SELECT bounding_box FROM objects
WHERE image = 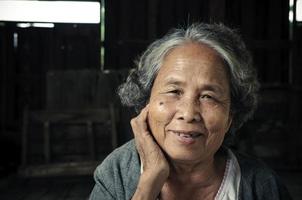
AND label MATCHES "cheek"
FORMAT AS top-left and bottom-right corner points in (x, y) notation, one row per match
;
(149, 97), (175, 122)
(148, 97), (175, 137)
(202, 107), (231, 134)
